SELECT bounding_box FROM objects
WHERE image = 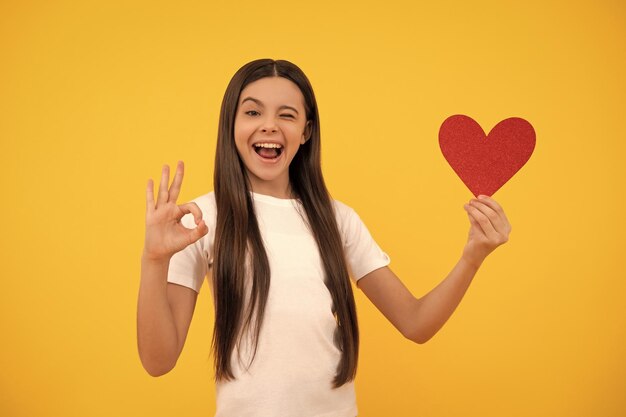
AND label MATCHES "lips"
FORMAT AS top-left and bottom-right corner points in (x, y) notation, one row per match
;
(252, 142), (283, 160)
